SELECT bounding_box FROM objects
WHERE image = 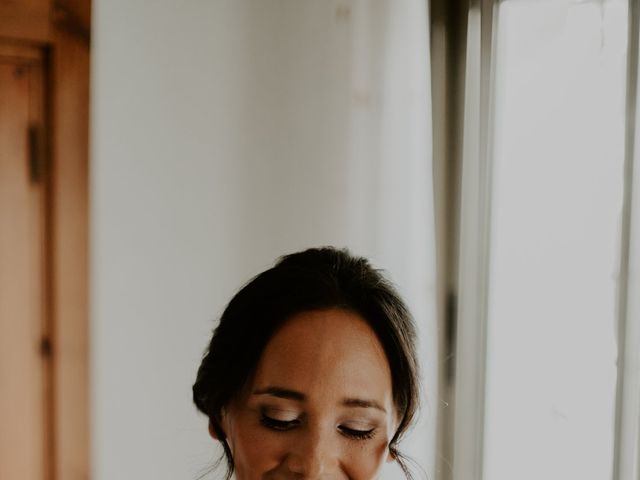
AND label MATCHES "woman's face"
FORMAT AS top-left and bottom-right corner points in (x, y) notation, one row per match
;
(217, 308), (397, 480)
